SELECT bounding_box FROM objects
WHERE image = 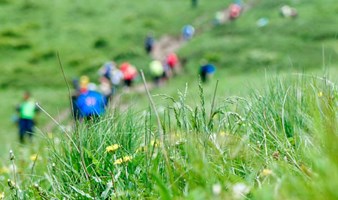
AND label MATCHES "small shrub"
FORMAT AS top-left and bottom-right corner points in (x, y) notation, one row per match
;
(246, 49), (277, 66)
(203, 52), (222, 63)
(29, 50), (55, 63)
(93, 38), (109, 49)
(0, 38), (32, 50)
(0, 29), (22, 38)
(113, 47), (143, 61)
(143, 19), (157, 29)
